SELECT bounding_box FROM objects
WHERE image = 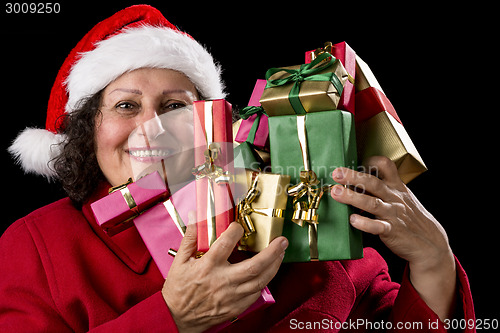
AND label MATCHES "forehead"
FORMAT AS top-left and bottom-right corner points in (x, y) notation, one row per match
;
(104, 67), (198, 94)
